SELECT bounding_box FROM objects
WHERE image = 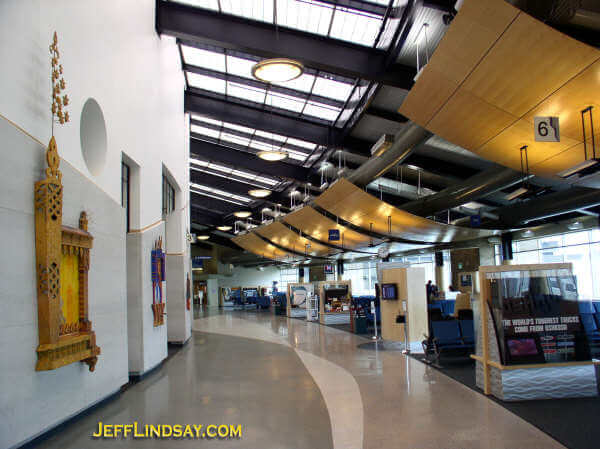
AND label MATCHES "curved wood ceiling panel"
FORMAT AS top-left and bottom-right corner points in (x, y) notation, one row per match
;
(398, 0), (600, 180)
(254, 221), (339, 258)
(283, 206), (384, 251)
(315, 179), (498, 243)
(232, 232), (302, 263)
